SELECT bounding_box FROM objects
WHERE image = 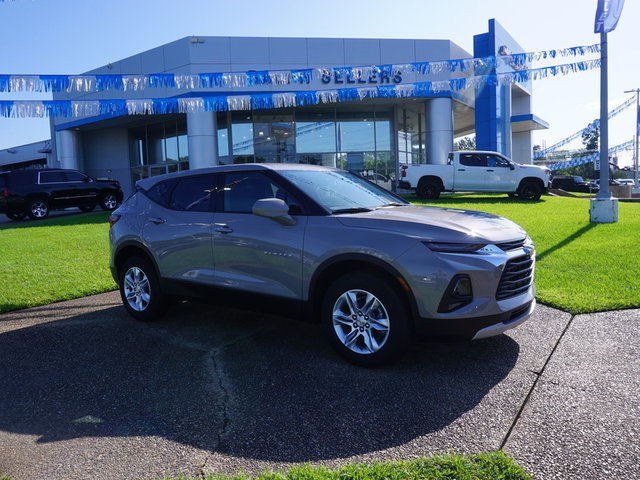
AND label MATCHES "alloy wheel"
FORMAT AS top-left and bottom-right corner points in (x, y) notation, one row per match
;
(30, 201), (48, 218)
(103, 193), (118, 209)
(332, 289), (390, 355)
(123, 266), (151, 312)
